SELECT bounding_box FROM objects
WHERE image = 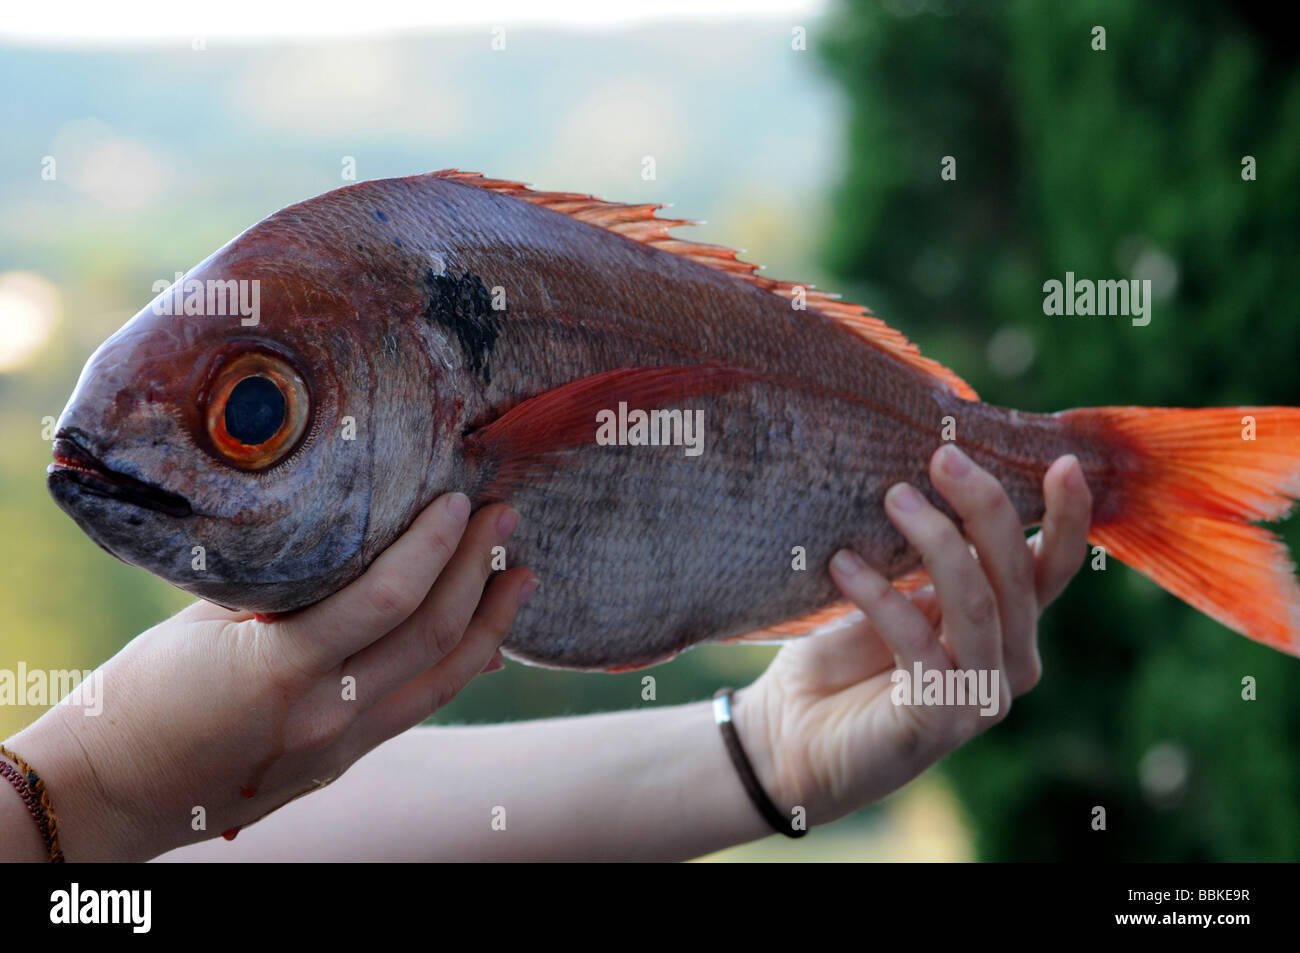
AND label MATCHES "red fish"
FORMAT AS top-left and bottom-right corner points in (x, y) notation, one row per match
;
(48, 170), (1300, 669)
